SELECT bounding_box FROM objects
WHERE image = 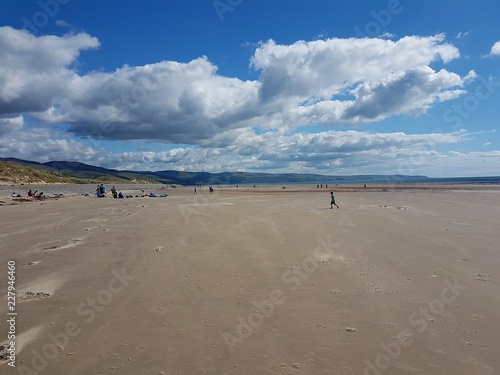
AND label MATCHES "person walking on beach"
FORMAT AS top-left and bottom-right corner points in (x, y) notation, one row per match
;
(330, 192), (339, 209)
